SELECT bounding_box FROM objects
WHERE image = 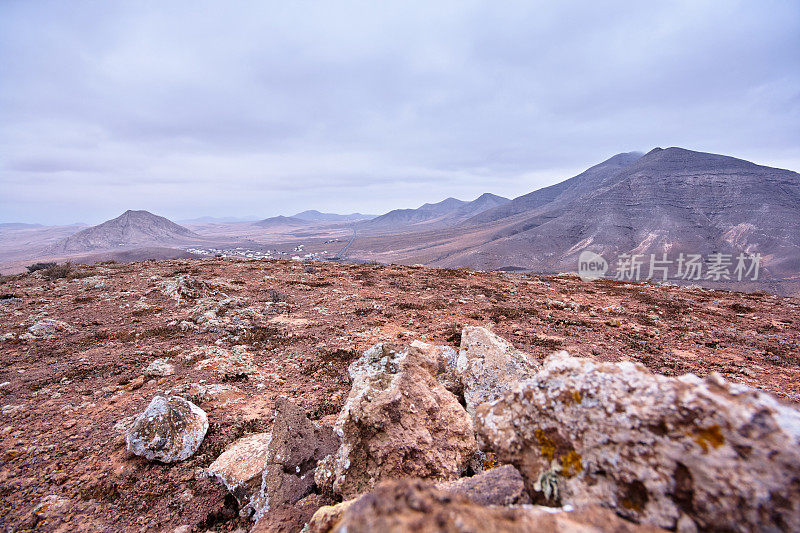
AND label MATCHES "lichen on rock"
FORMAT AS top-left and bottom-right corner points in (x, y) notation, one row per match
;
(456, 325), (540, 416)
(476, 350), (800, 531)
(315, 343), (477, 499)
(126, 395), (208, 463)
